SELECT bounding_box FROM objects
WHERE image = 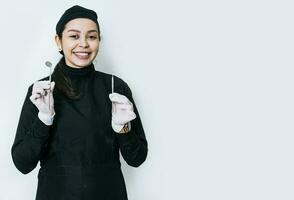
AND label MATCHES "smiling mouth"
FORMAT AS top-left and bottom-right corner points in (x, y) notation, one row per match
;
(73, 52), (91, 59)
